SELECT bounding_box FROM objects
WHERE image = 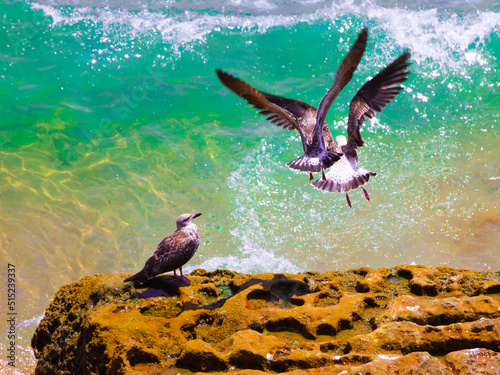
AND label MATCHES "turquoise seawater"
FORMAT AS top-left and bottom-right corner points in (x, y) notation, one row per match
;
(0, 0), (499, 371)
